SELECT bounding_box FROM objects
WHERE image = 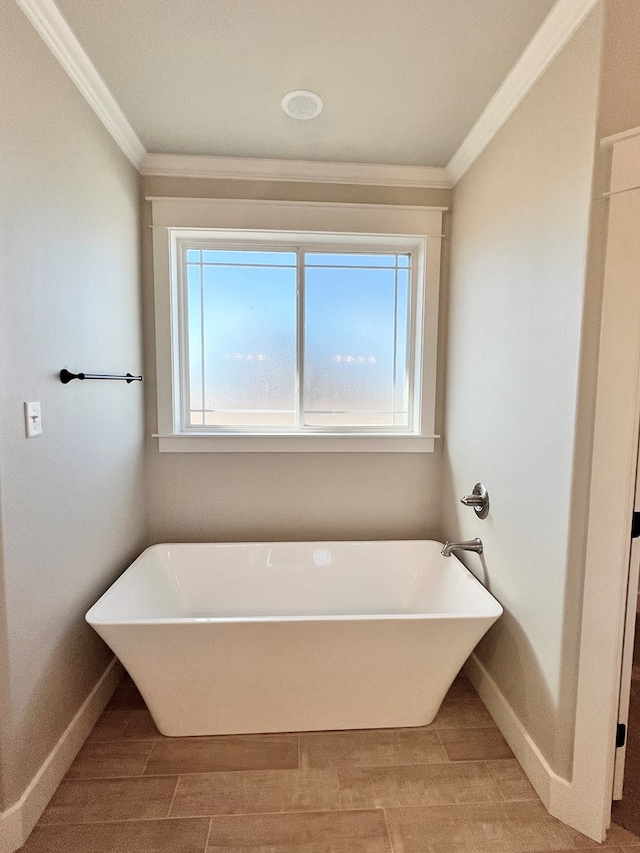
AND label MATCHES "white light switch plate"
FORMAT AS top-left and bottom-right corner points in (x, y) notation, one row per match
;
(24, 402), (42, 438)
